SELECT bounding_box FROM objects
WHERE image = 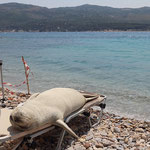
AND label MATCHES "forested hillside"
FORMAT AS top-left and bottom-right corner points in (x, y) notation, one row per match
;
(0, 3), (150, 31)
